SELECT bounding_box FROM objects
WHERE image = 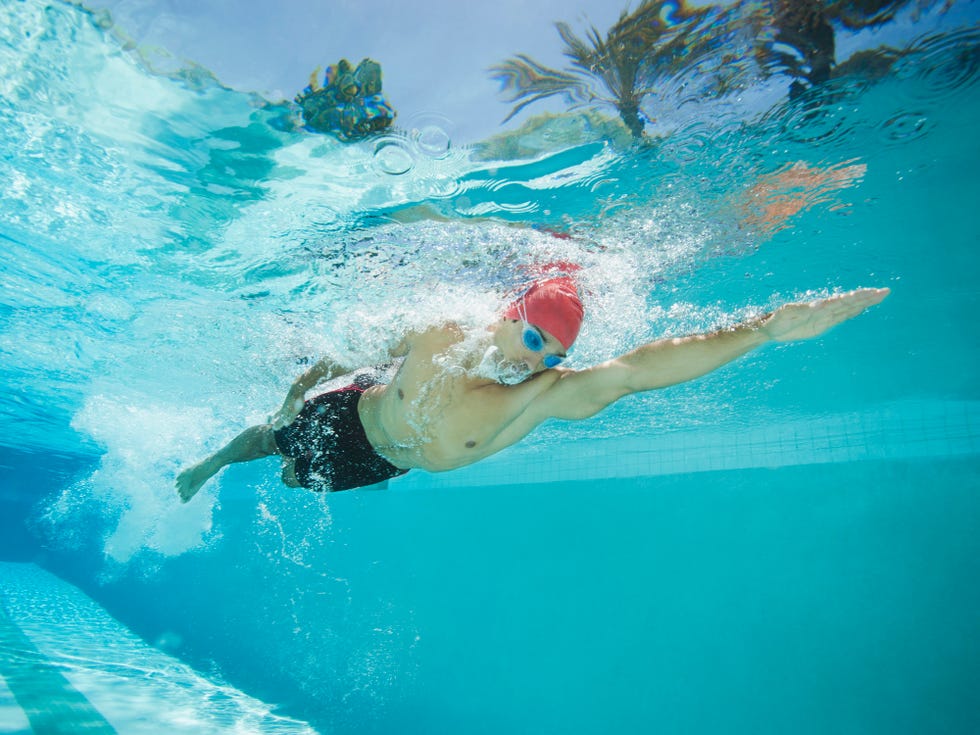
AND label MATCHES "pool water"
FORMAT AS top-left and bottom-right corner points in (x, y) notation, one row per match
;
(1, 1), (979, 733)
